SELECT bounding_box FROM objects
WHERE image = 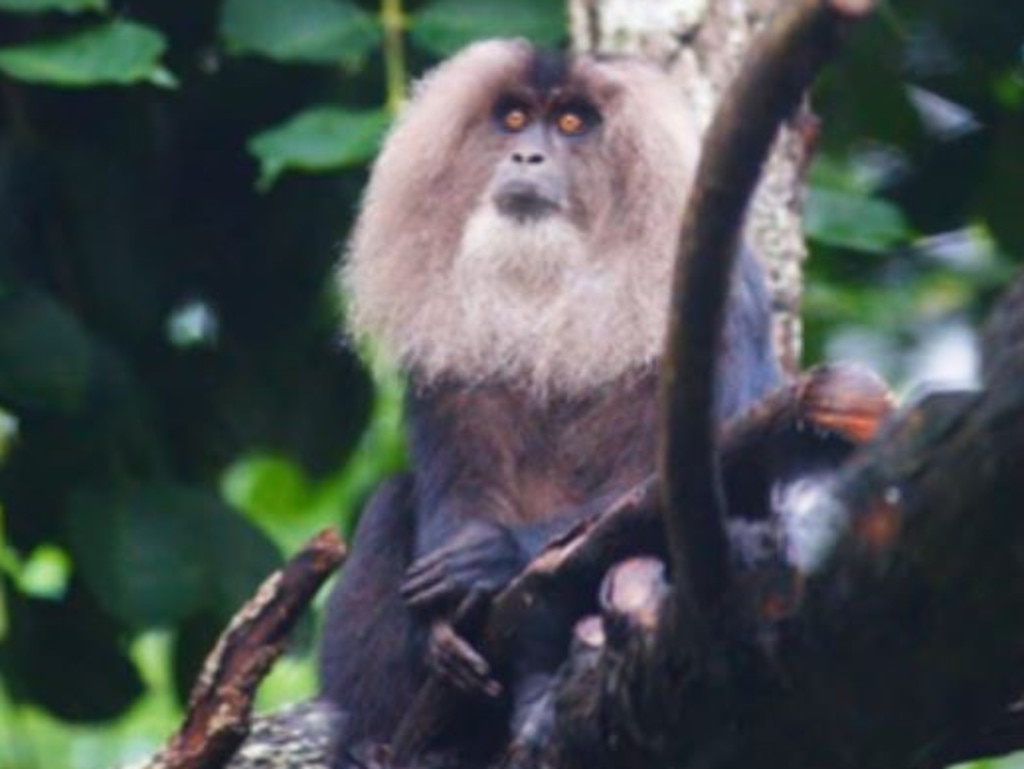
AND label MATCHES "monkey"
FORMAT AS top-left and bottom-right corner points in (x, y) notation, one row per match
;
(318, 38), (784, 764)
